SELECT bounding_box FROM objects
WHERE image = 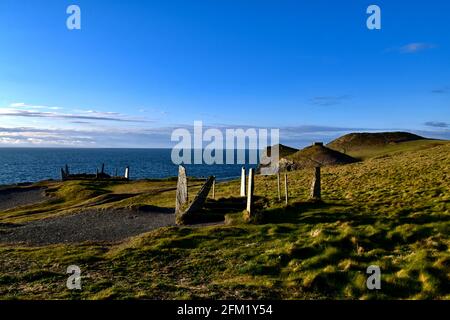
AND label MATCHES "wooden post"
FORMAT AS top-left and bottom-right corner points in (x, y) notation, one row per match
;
(212, 177), (216, 199)
(284, 173), (289, 205)
(240, 167), (246, 197)
(246, 168), (254, 215)
(101, 163), (105, 174)
(124, 166), (130, 179)
(65, 164), (69, 176)
(310, 166), (321, 200)
(277, 172), (281, 201)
